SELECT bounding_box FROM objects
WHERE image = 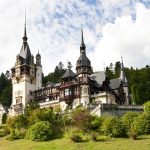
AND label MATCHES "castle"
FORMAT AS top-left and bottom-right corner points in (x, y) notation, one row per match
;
(9, 22), (130, 116)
